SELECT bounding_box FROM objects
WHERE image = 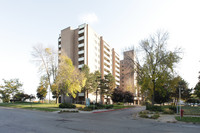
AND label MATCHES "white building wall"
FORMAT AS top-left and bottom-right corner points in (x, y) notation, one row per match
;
(87, 25), (101, 73)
